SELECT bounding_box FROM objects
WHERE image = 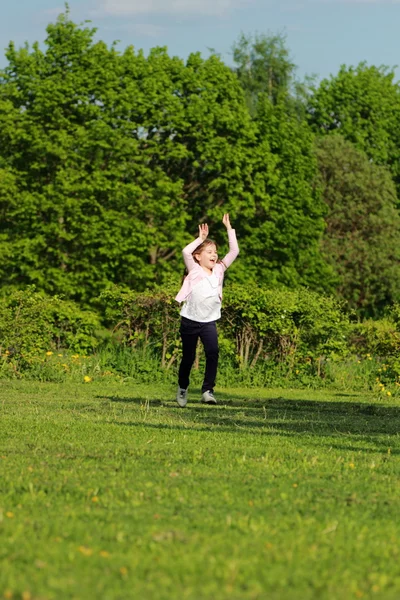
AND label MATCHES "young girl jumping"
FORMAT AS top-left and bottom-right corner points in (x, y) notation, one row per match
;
(175, 214), (239, 407)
